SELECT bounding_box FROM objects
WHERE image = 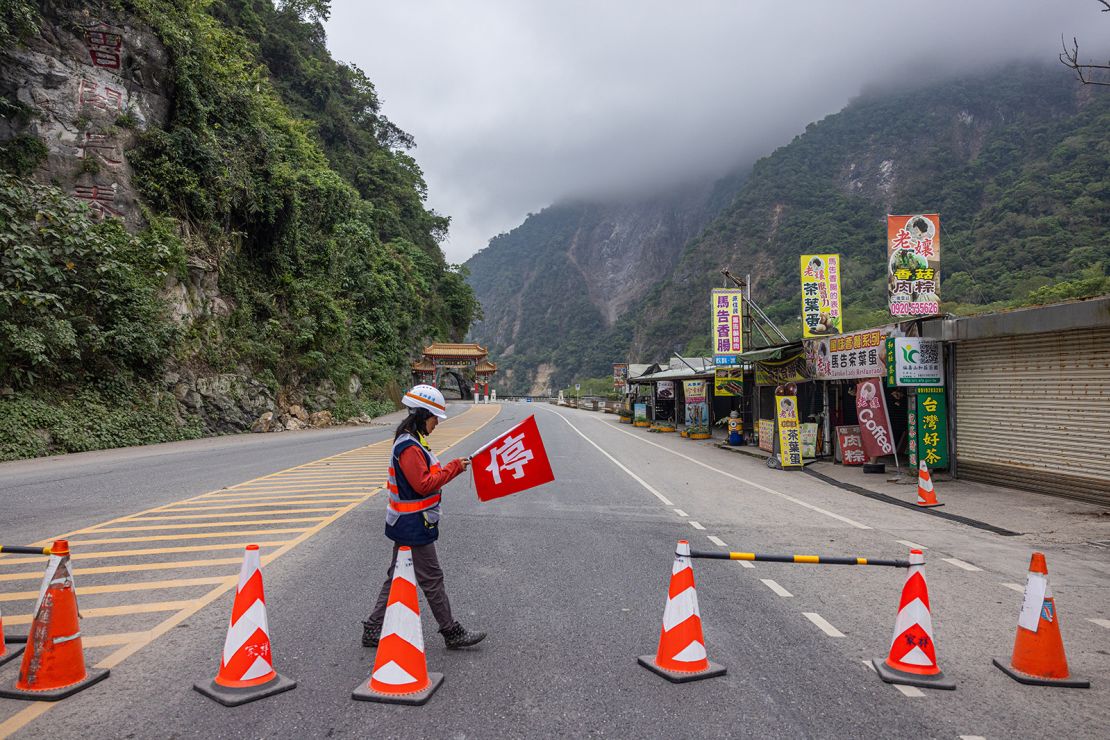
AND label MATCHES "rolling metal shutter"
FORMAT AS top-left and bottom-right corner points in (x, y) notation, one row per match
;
(954, 327), (1110, 505)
